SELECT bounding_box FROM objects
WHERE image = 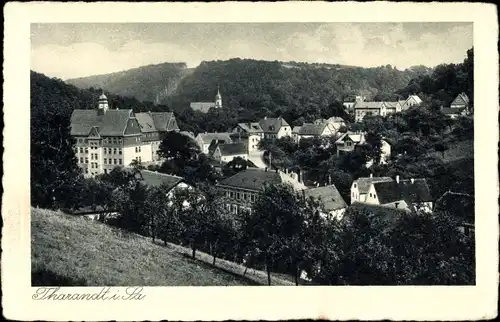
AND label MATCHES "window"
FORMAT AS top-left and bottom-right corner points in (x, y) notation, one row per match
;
(135, 147), (138, 153)
(79, 157), (83, 163)
(113, 148), (117, 154)
(79, 147), (83, 153)
(85, 168), (88, 174)
(230, 192), (234, 198)
(243, 193), (247, 200)
(84, 148), (88, 153)
(119, 148), (122, 155)
(104, 159), (107, 164)
(138, 156), (141, 162)
(104, 169), (108, 174)
(118, 159), (122, 165)
(114, 159), (117, 165)
(85, 157), (88, 164)
(237, 192), (240, 200)
(369, 193), (372, 197)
